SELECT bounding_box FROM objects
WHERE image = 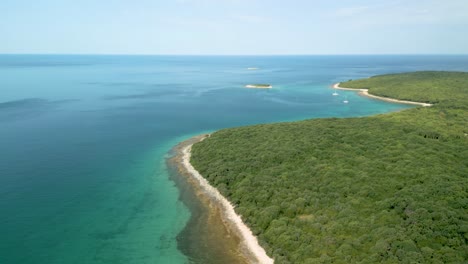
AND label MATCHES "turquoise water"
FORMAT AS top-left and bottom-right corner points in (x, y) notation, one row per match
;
(1, 55), (468, 263)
